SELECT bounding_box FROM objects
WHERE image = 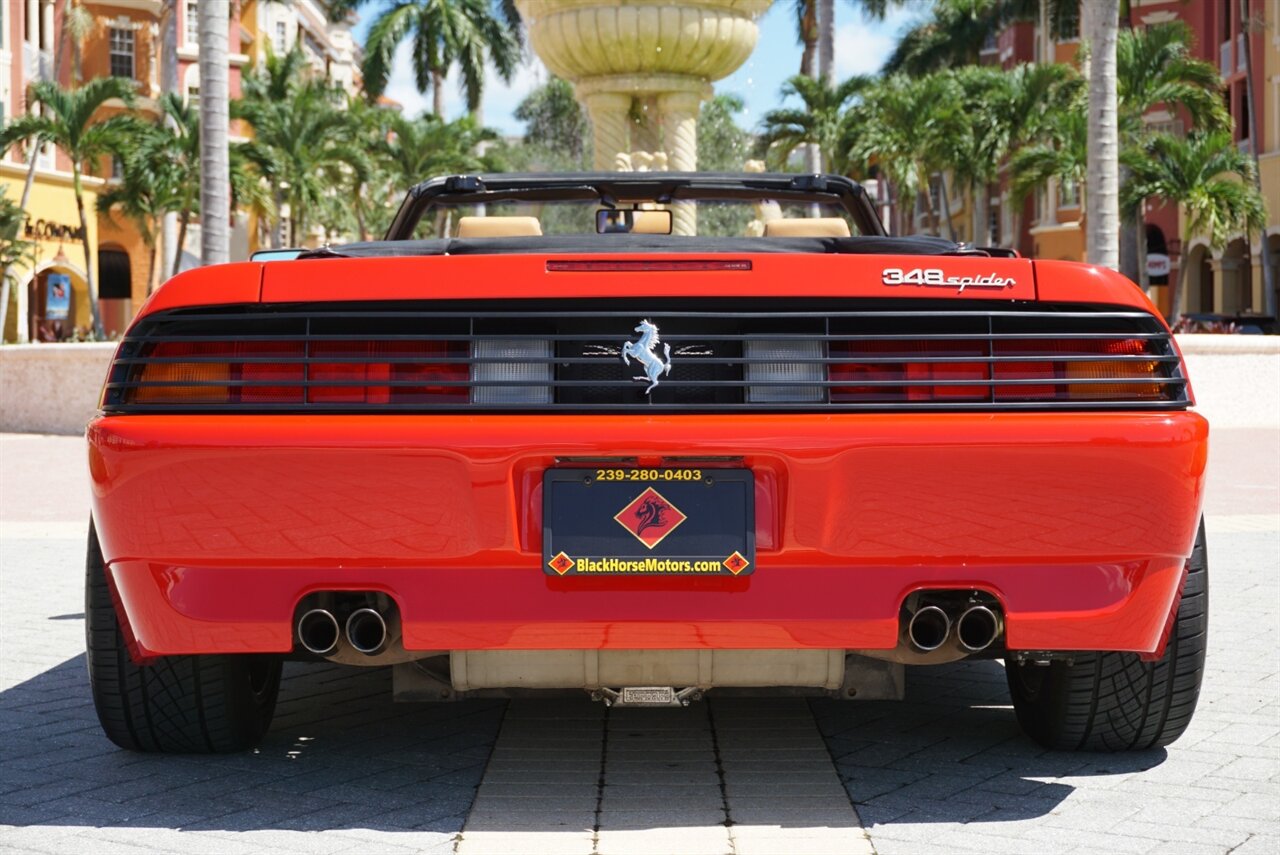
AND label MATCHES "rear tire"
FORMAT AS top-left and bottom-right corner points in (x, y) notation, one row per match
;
(85, 521), (282, 752)
(1006, 519), (1207, 751)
